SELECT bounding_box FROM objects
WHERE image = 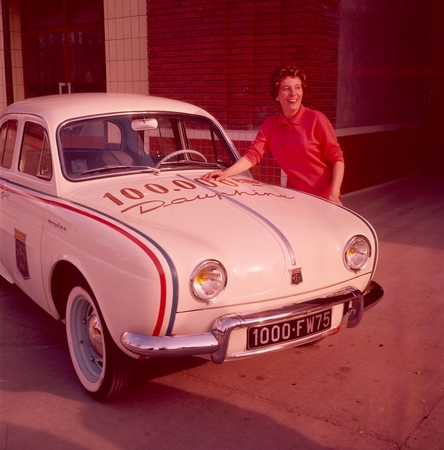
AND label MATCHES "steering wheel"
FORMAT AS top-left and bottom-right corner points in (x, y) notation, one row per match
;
(155, 149), (208, 168)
